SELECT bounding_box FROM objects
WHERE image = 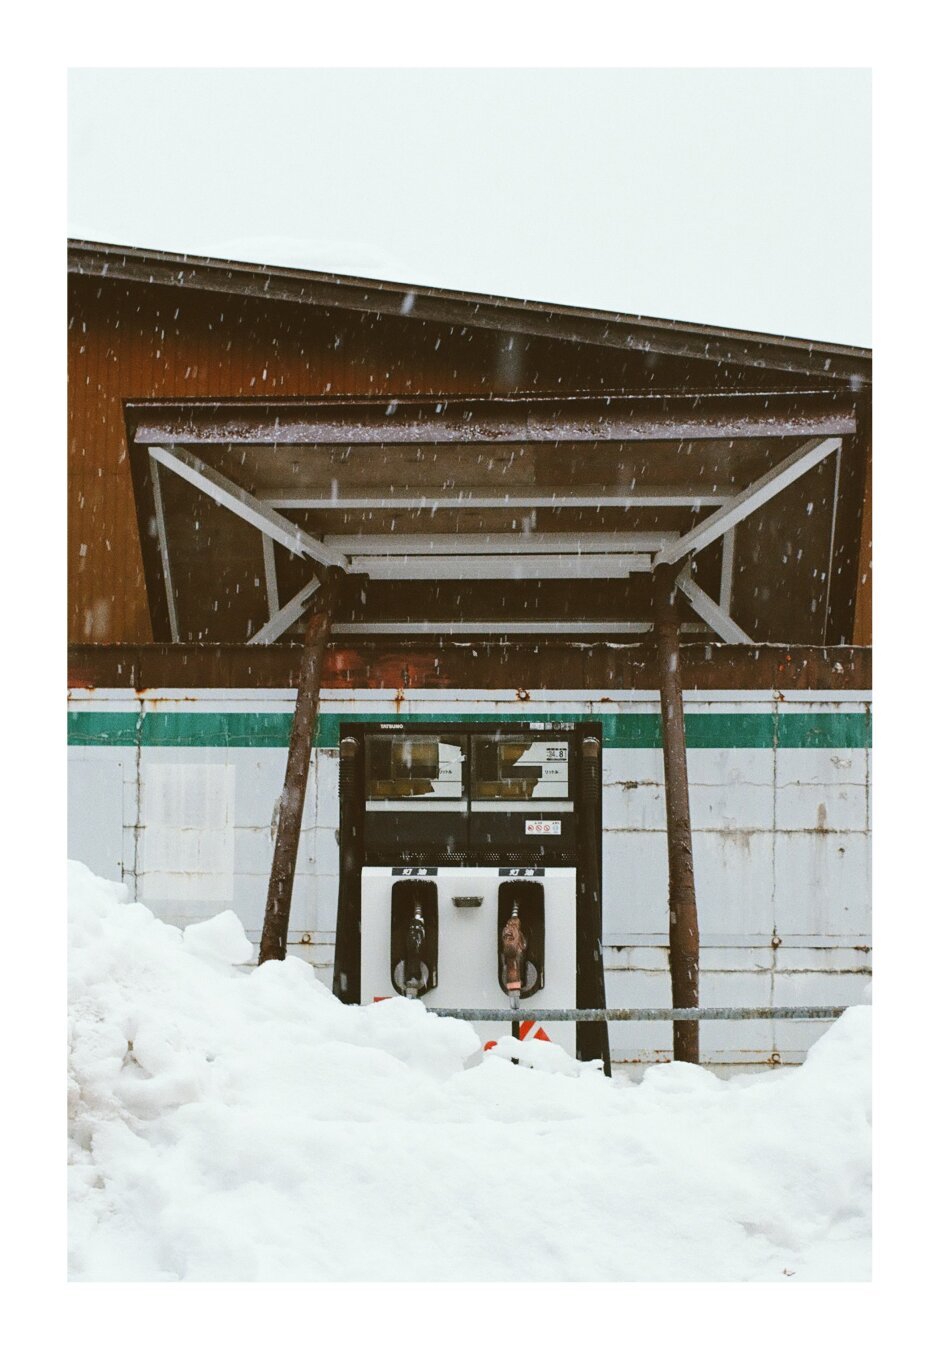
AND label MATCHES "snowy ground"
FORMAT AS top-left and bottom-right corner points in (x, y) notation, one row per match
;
(67, 862), (871, 1282)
